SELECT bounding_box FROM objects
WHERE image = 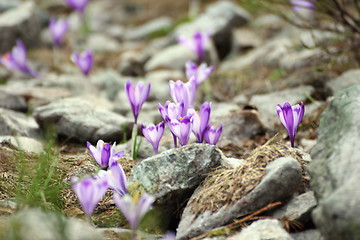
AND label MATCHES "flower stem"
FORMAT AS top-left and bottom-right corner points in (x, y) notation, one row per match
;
(131, 124), (138, 160)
